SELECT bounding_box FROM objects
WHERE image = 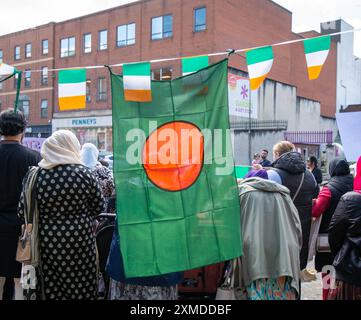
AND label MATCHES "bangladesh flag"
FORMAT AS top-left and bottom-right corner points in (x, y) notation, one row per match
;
(110, 59), (242, 278)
